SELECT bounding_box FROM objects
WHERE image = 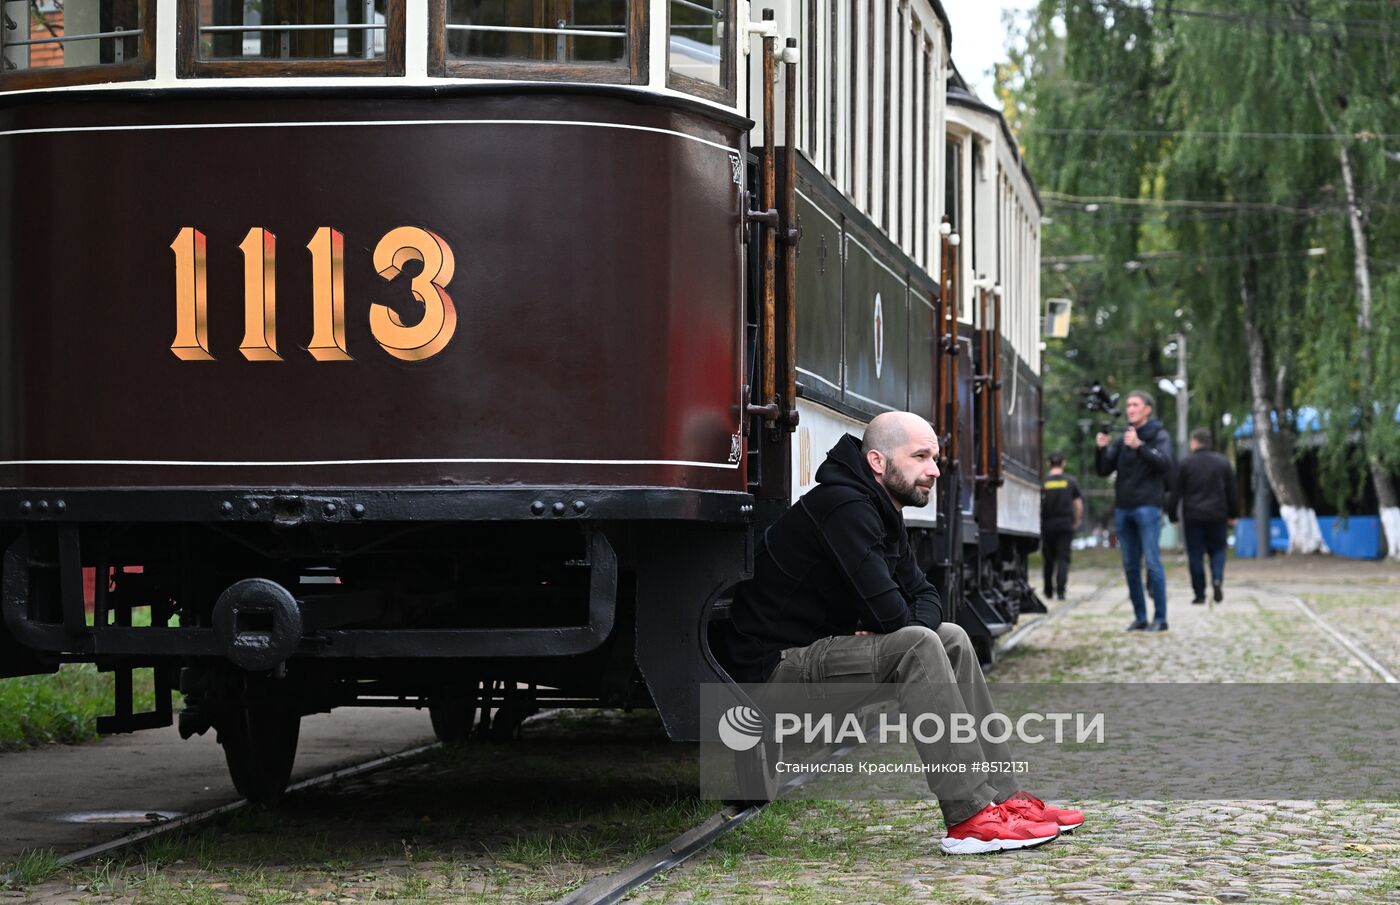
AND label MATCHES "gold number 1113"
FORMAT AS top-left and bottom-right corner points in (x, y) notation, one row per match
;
(170, 225), (457, 362)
